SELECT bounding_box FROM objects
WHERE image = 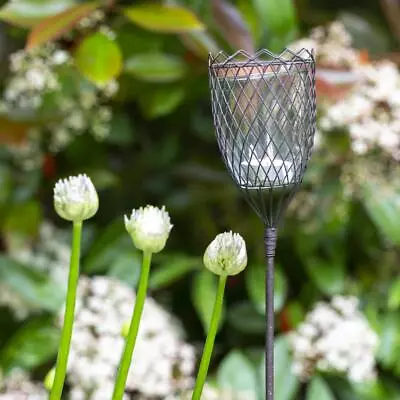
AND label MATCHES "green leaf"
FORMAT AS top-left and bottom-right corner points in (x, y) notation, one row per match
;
(3, 201), (42, 238)
(253, 0), (297, 35)
(83, 219), (133, 273)
(307, 376), (335, 400)
(123, 4), (205, 33)
(378, 313), (400, 368)
(0, 316), (60, 372)
(0, 256), (64, 312)
(125, 53), (187, 83)
(138, 86), (185, 119)
(180, 31), (219, 60)
(26, 2), (100, 49)
(227, 301), (265, 334)
(0, 0), (75, 28)
(305, 258), (345, 296)
(362, 181), (400, 245)
(246, 264), (288, 314)
(106, 112), (134, 145)
(270, 335), (300, 400)
(107, 251), (141, 287)
(217, 351), (258, 396)
(389, 278), (400, 310)
(75, 32), (123, 84)
(149, 255), (200, 290)
(191, 270), (223, 333)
